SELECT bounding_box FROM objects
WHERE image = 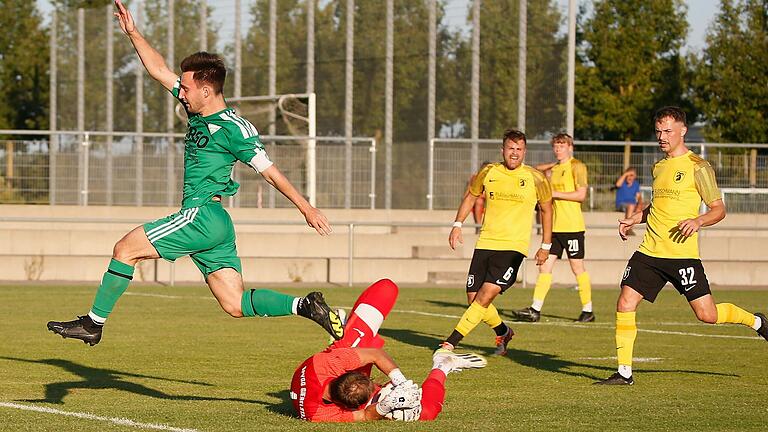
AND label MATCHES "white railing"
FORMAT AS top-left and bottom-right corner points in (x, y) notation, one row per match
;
(0, 129), (377, 209)
(428, 138), (768, 212)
